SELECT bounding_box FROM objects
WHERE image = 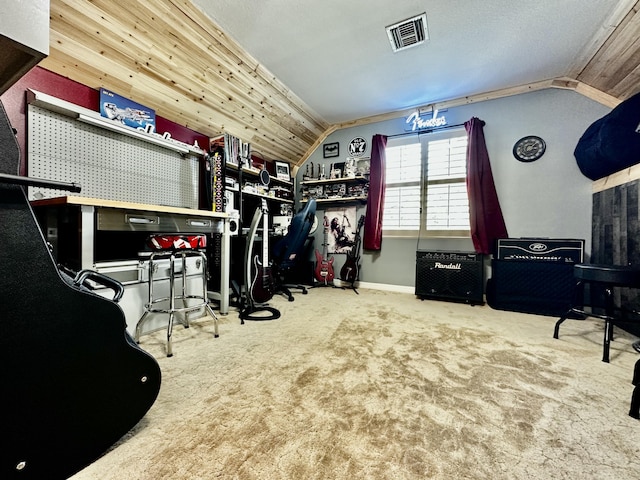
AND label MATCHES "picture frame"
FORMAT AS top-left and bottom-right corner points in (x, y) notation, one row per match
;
(274, 160), (291, 181)
(323, 142), (340, 158)
(330, 161), (345, 179)
(325, 206), (357, 254)
(355, 157), (371, 177)
(343, 157), (357, 178)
